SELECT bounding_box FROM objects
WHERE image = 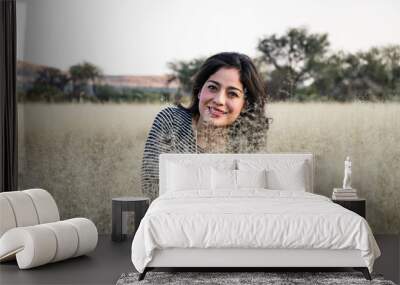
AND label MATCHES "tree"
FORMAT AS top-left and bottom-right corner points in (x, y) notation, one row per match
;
(26, 66), (69, 102)
(310, 52), (348, 101)
(312, 46), (400, 101)
(35, 67), (70, 91)
(95, 84), (116, 102)
(26, 84), (65, 102)
(379, 45), (400, 98)
(167, 58), (205, 104)
(257, 27), (330, 100)
(69, 61), (102, 100)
